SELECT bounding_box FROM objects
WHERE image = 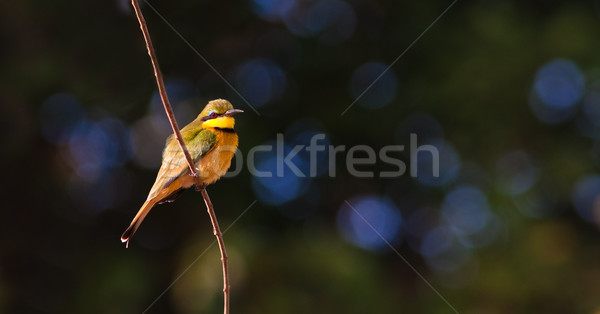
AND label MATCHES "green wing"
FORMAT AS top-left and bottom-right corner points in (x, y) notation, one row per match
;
(162, 128), (217, 180)
(143, 129), (216, 201)
(187, 128), (218, 163)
